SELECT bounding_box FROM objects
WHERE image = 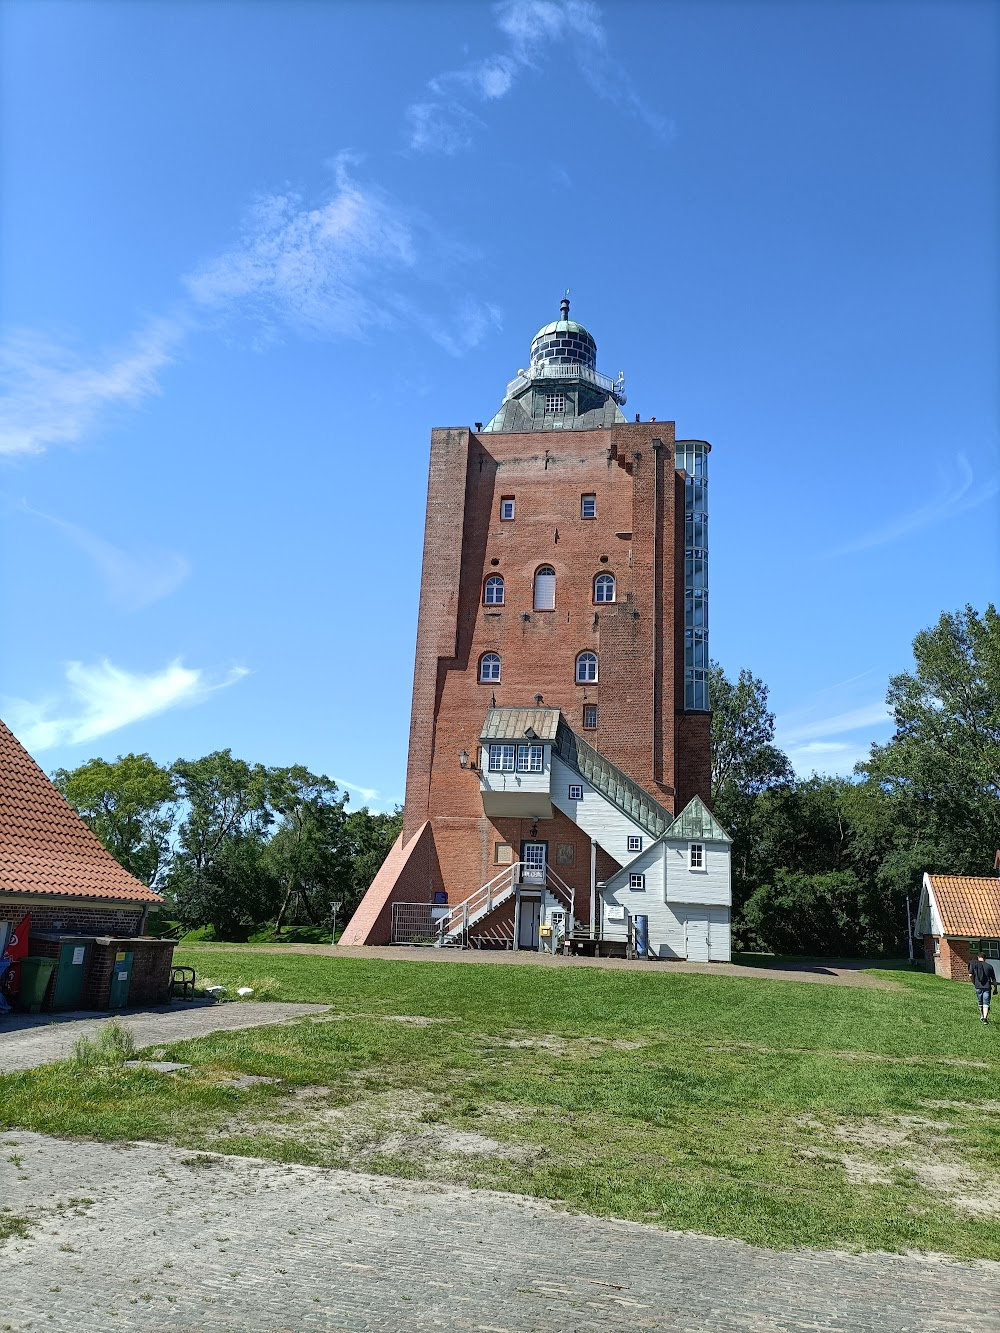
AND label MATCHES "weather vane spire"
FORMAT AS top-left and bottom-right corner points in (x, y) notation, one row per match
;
(560, 287), (570, 320)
